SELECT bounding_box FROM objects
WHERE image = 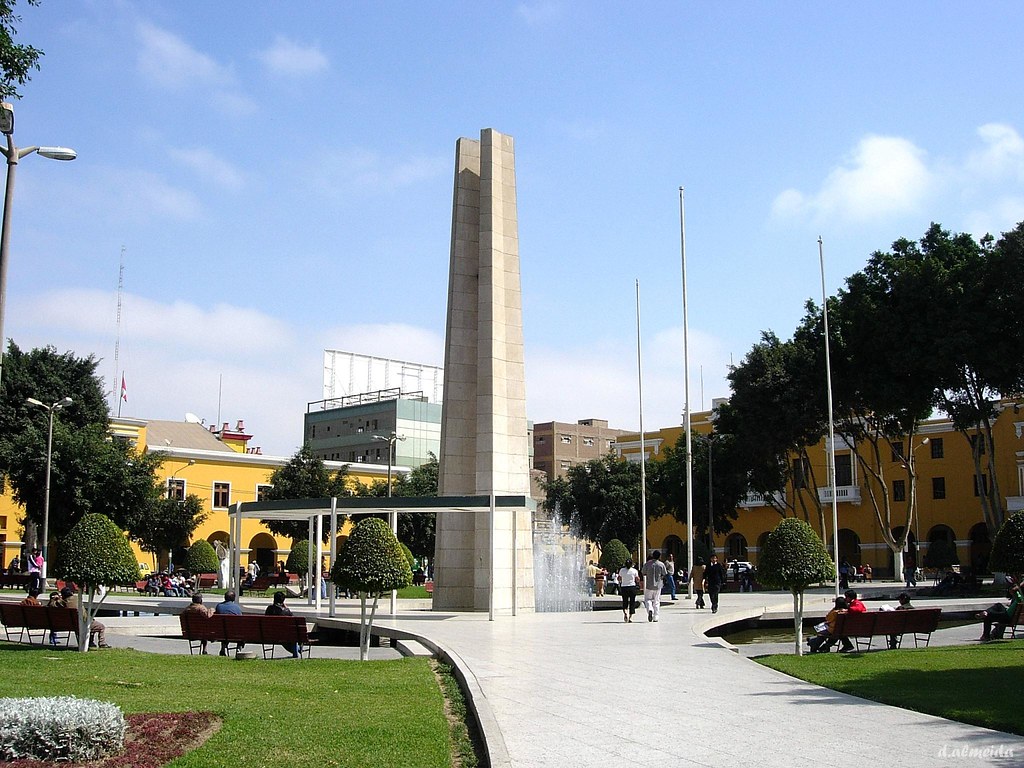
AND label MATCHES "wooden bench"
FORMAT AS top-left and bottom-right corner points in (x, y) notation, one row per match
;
(0, 604), (79, 646)
(424, 581), (434, 595)
(241, 574), (291, 596)
(0, 573), (32, 591)
(179, 613), (312, 659)
(831, 608), (942, 651)
(194, 574), (218, 592)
